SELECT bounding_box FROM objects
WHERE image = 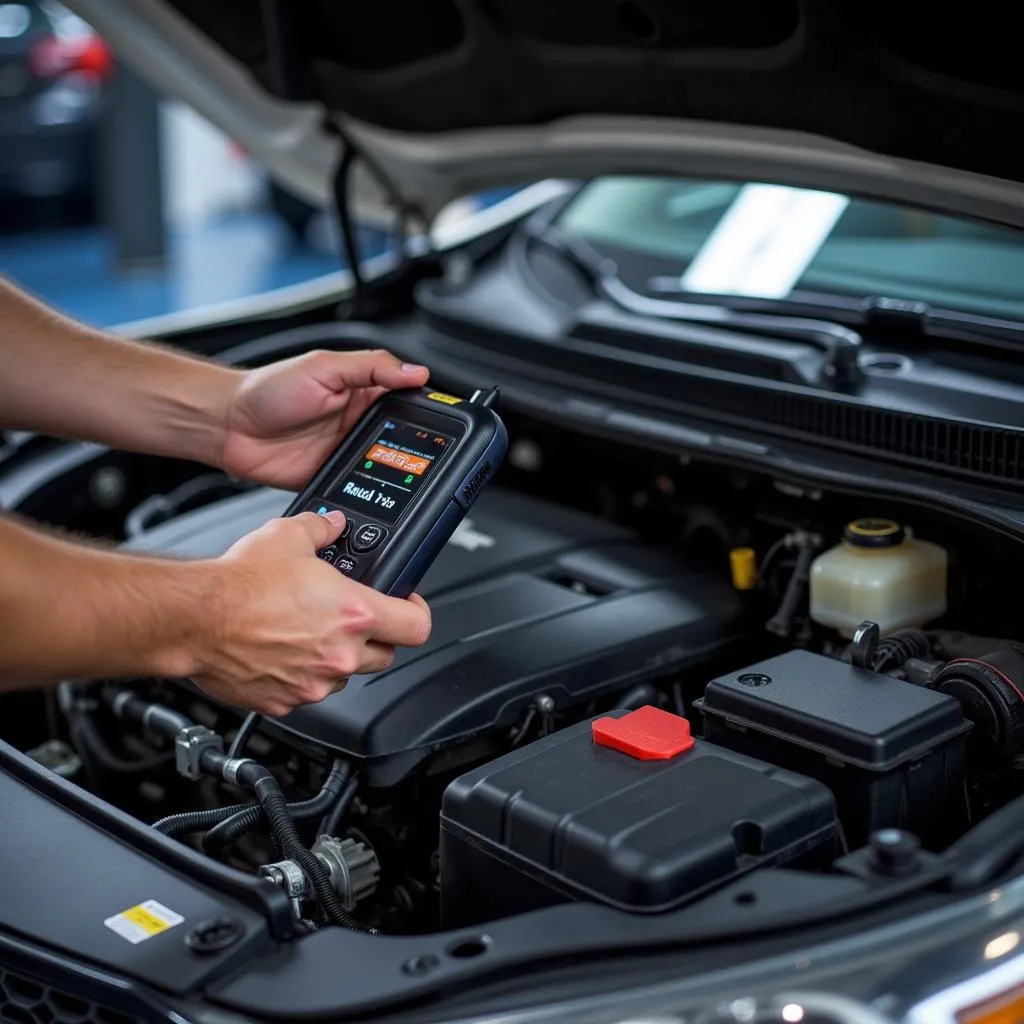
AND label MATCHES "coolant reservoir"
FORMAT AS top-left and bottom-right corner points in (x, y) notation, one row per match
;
(809, 518), (947, 637)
